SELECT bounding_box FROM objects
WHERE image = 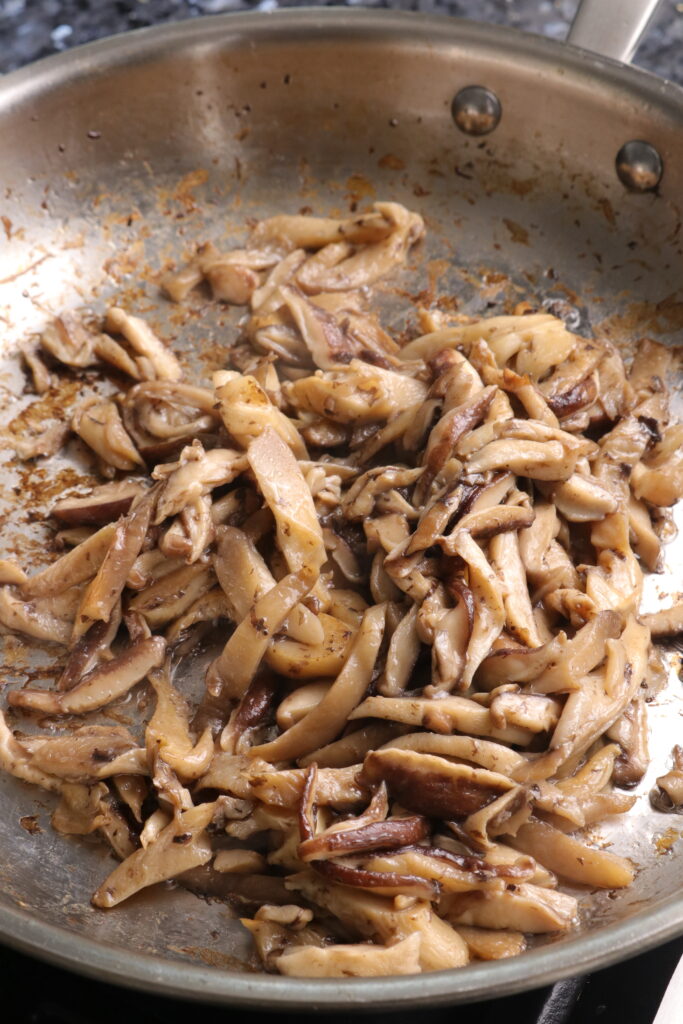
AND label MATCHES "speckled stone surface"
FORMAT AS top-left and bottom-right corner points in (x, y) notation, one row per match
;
(0, 0), (682, 81)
